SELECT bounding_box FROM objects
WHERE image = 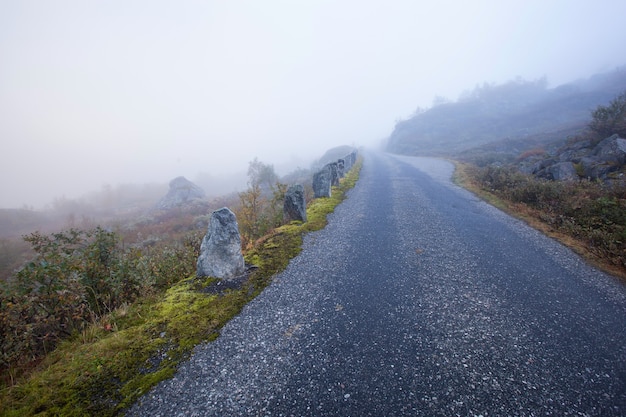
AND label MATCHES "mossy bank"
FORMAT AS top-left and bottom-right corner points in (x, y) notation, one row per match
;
(0, 158), (362, 417)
